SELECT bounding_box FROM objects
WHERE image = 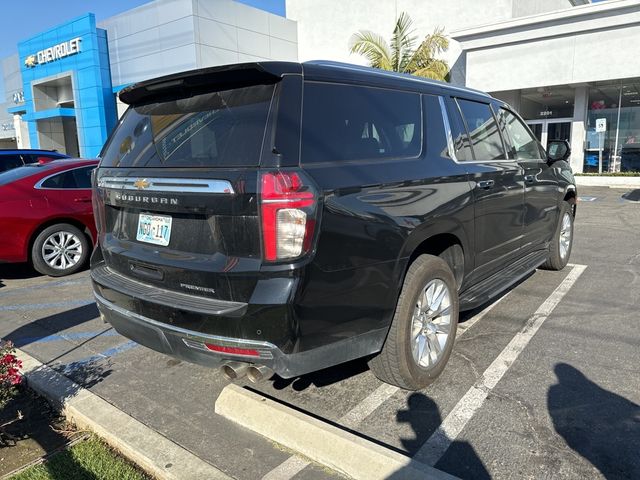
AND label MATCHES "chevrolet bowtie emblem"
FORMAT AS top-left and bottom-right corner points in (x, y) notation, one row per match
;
(24, 55), (37, 68)
(133, 178), (150, 190)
